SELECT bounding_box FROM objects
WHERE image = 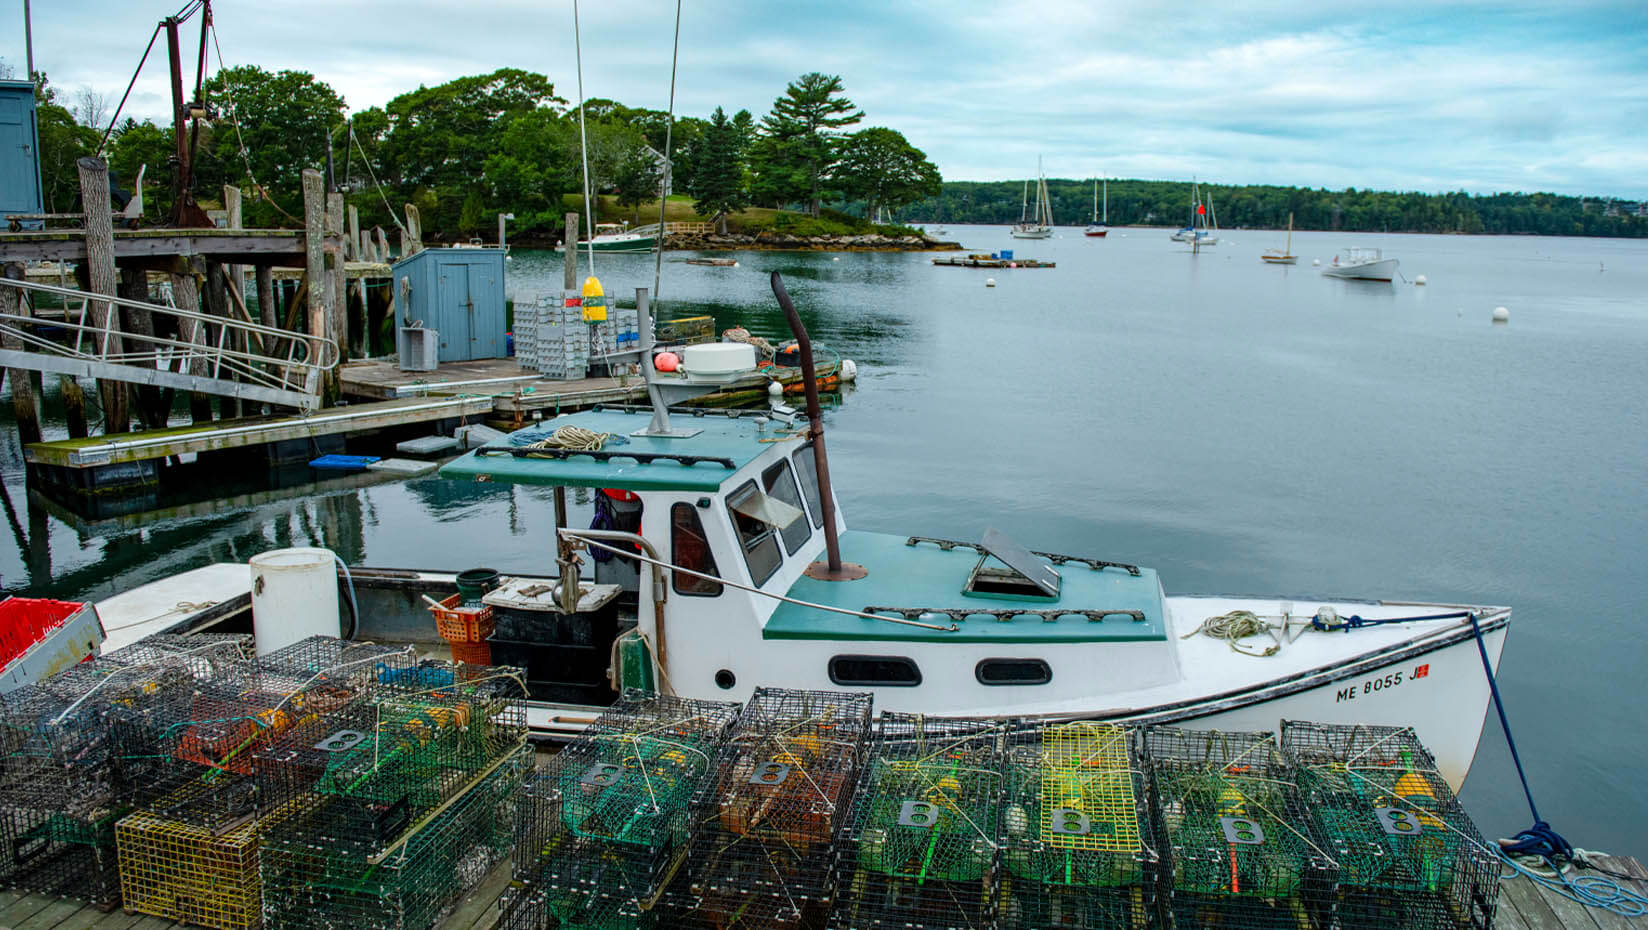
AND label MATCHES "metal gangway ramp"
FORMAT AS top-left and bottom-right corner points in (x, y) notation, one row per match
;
(0, 277), (338, 410)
